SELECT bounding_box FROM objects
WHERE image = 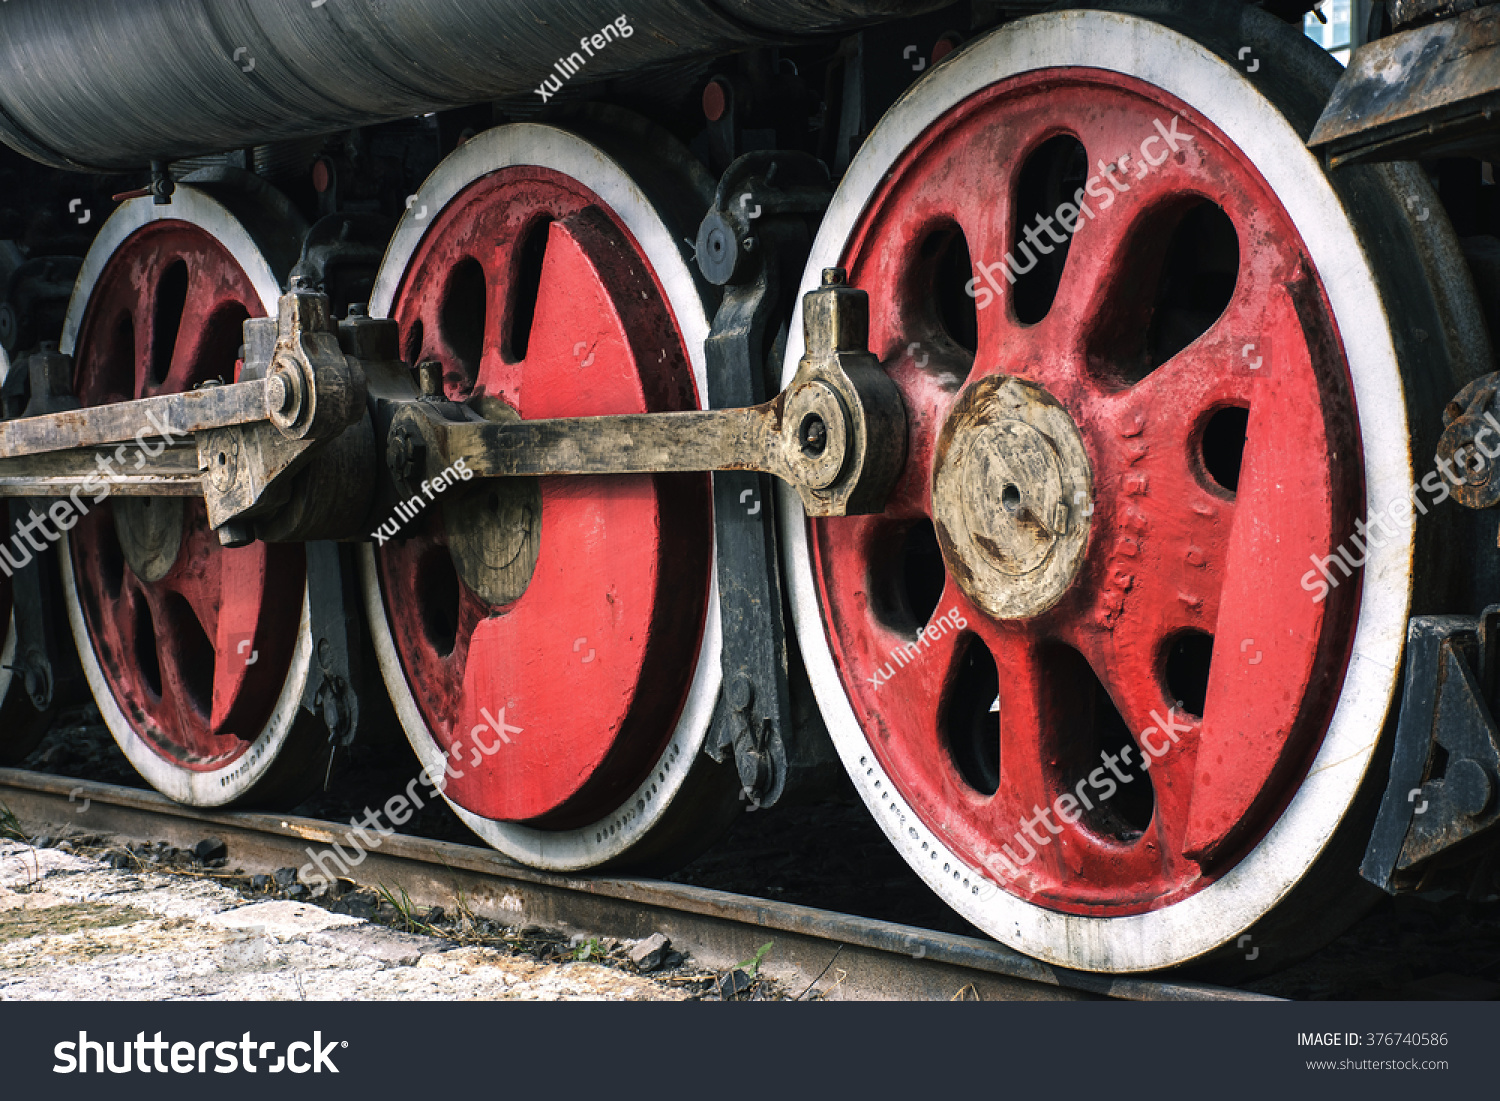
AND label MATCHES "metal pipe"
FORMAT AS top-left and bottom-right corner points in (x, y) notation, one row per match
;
(0, 0), (938, 172)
